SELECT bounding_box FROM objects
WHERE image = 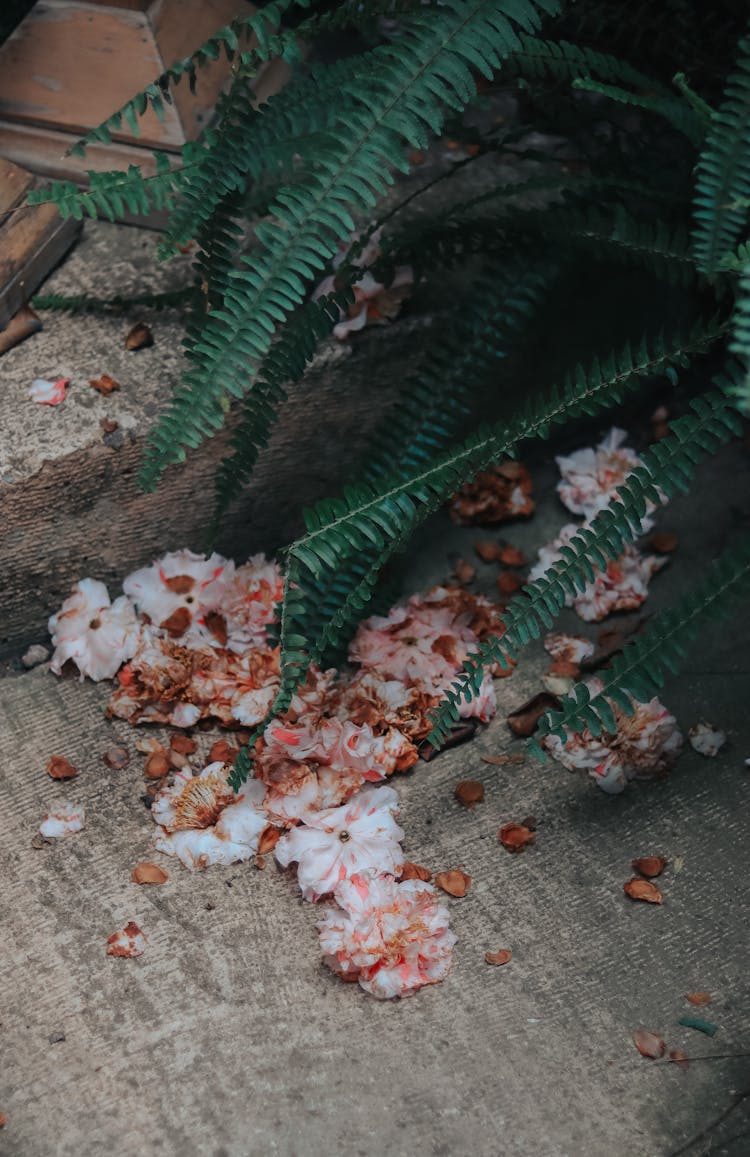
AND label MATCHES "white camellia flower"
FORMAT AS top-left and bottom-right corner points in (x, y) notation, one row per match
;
(49, 579), (139, 681)
(556, 428), (643, 520)
(123, 549), (231, 643)
(317, 873), (457, 999)
(151, 762), (270, 869)
(275, 786), (404, 901)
